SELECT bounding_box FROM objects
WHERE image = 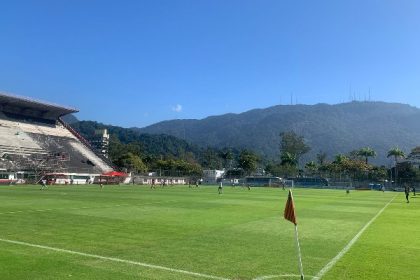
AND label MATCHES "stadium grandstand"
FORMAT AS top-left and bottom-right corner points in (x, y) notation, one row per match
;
(0, 92), (115, 184)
